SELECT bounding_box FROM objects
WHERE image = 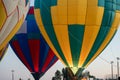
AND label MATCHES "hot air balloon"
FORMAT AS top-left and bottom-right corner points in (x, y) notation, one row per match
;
(34, 0), (120, 74)
(0, 0), (30, 52)
(0, 44), (8, 61)
(10, 7), (58, 80)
